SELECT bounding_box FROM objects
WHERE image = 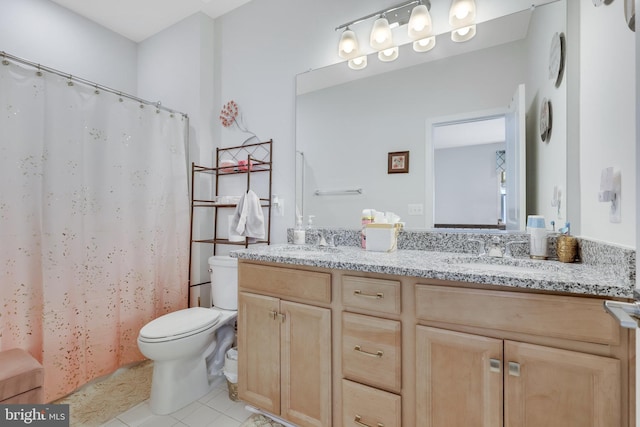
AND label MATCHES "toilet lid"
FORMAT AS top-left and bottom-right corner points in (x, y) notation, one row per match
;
(139, 307), (222, 341)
